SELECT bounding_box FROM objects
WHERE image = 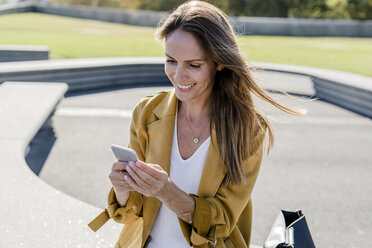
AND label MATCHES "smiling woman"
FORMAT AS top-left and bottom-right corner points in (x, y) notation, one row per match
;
(164, 29), (218, 105)
(88, 1), (302, 248)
